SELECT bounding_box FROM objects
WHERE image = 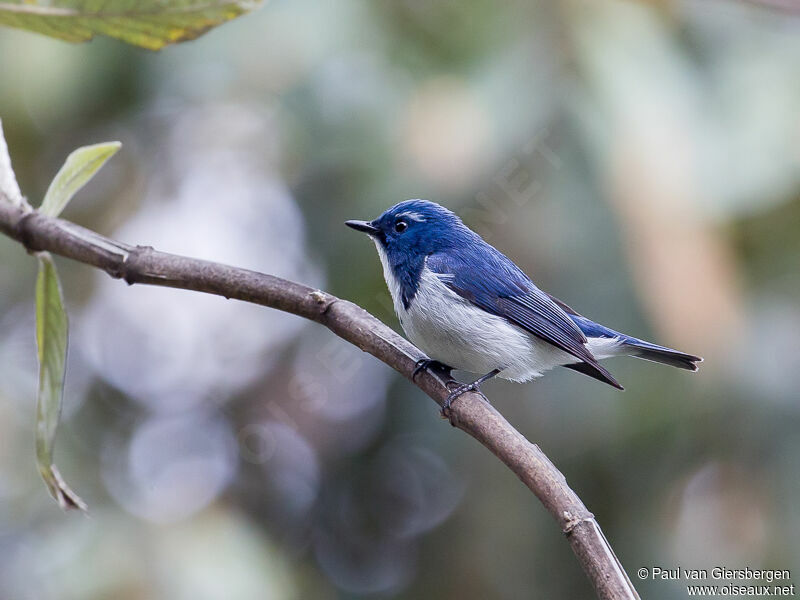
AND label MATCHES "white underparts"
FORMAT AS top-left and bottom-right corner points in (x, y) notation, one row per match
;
(585, 336), (624, 359)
